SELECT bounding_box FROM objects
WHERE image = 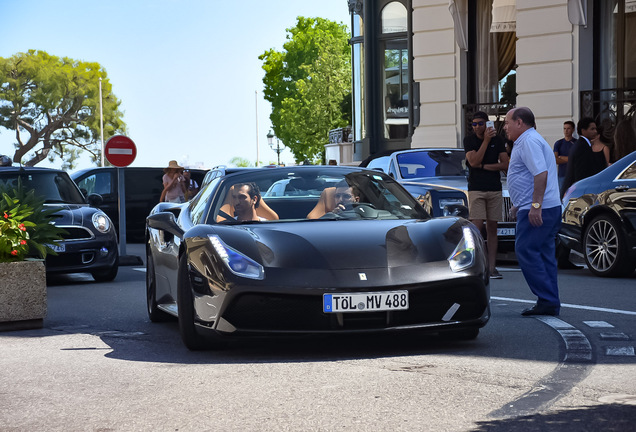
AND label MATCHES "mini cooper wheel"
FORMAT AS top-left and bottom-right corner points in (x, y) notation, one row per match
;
(91, 256), (119, 282)
(146, 248), (171, 322)
(177, 254), (212, 350)
(584, 215), (635, 277)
